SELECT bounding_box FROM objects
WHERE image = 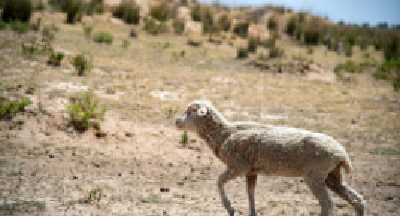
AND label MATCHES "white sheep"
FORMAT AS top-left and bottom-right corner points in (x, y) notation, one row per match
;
(175, 100), (365, 216)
